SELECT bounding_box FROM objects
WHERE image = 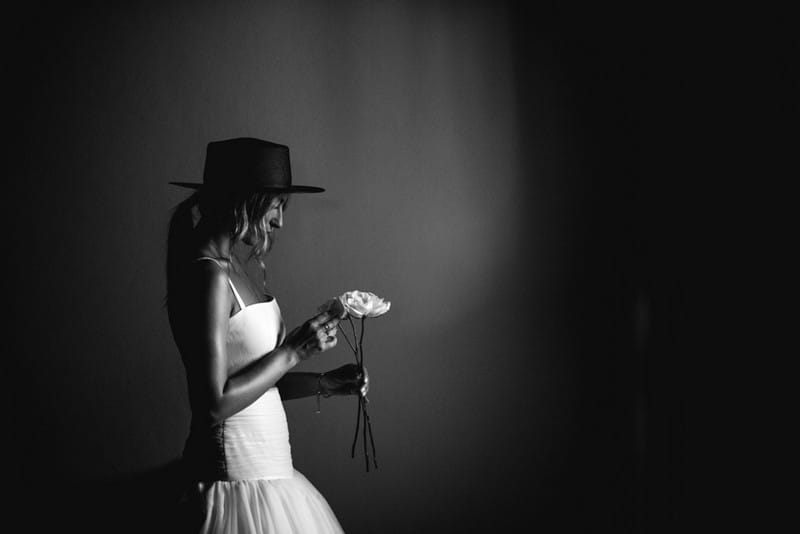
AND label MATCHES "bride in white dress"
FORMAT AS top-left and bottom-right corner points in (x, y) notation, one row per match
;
(166, 138), (366, 533)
